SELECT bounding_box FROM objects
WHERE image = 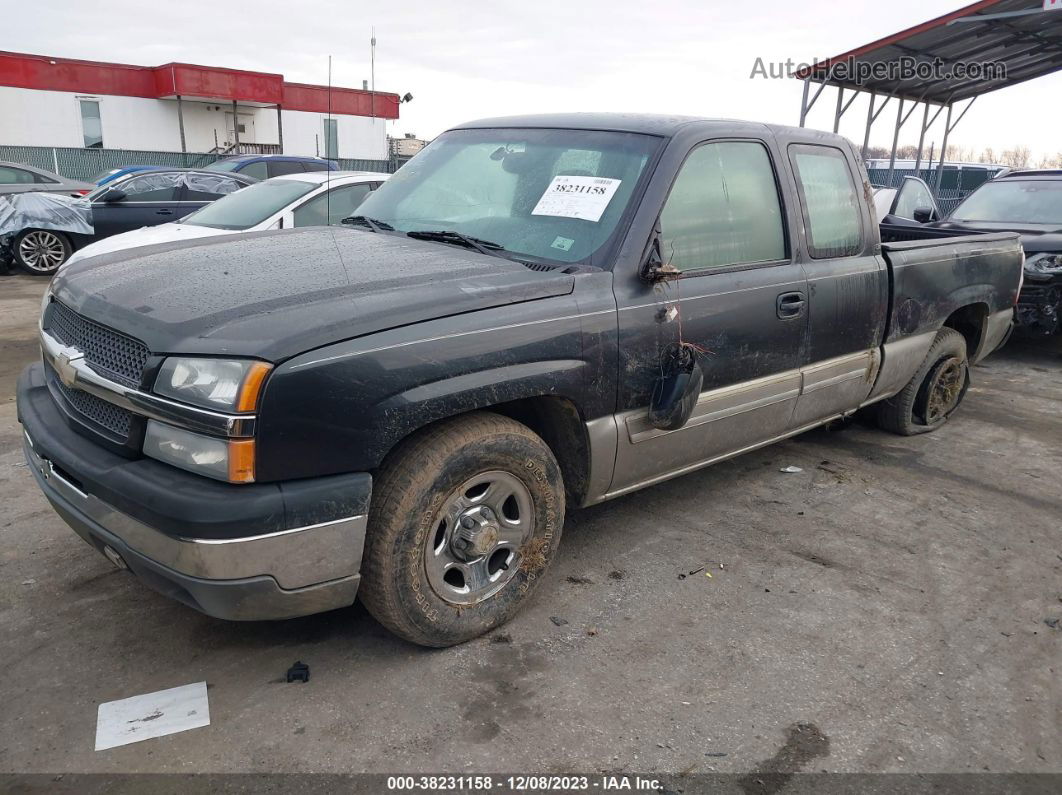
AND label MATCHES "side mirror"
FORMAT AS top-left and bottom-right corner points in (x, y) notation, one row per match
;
(648, 345), (703, 431)
(102, 188), (127, 203)
(640, 220), (681, 282)
(913, 206), (935, 223)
